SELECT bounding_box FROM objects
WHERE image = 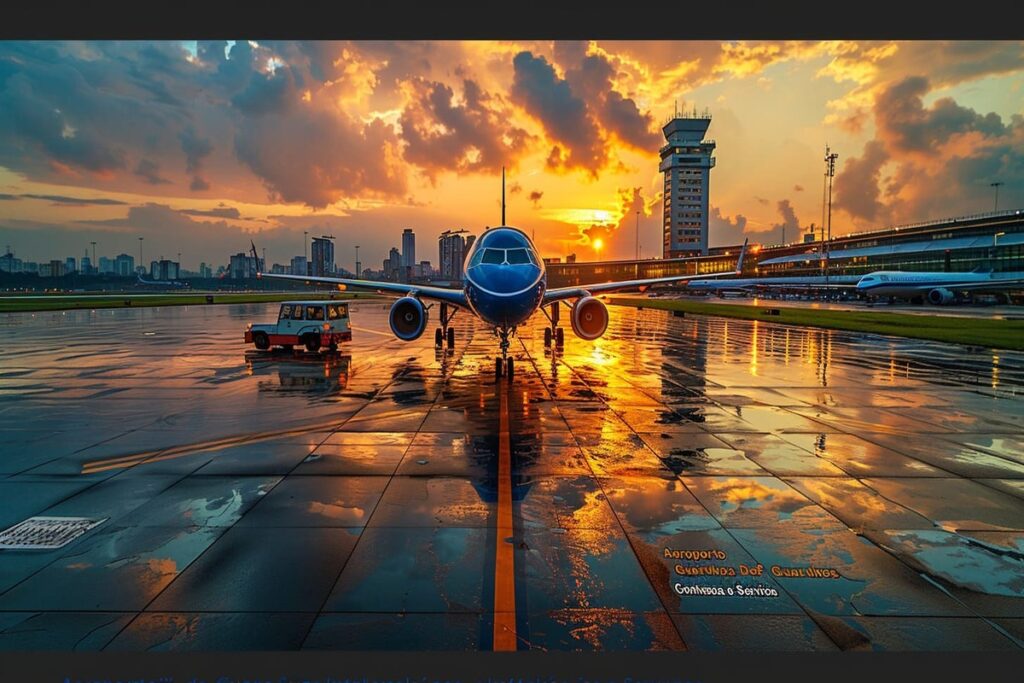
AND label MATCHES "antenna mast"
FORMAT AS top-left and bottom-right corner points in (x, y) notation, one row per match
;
(501, 166), (506, 226)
